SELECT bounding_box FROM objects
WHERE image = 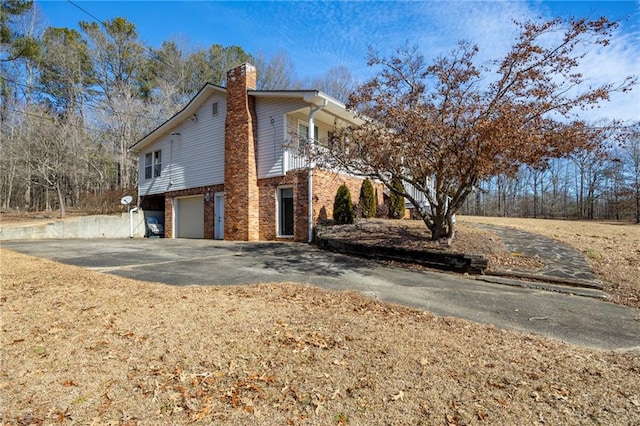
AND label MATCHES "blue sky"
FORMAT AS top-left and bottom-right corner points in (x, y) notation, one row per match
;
(35, 1), (640, 122)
